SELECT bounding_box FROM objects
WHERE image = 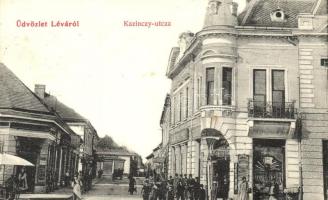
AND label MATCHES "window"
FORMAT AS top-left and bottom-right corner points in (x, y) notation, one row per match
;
(186, 87), (189, 117)
(253, 69), (267, 106)
(197, 78), (201, 109)
(179, 92), (182, 121)
(222, 68), (232, 105)
(272, 70), (285, 117)
(321, 58), (328, 67)
(206, 68), (215, 105)
(172, 97), (176, 124)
